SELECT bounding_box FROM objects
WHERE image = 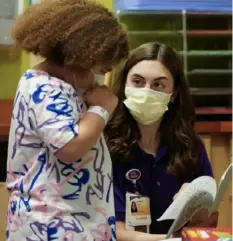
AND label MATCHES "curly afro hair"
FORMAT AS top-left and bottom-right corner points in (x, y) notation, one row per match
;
(11, 0), (129, 70)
